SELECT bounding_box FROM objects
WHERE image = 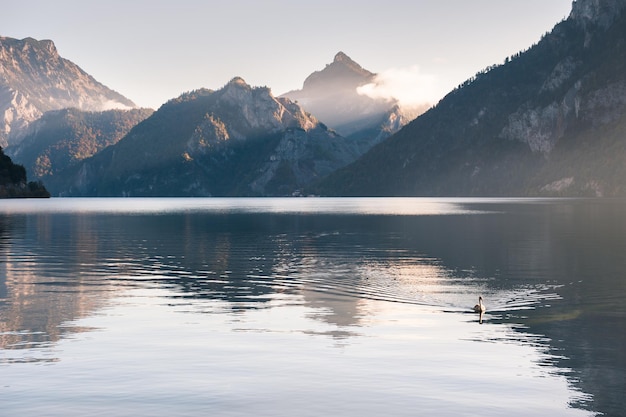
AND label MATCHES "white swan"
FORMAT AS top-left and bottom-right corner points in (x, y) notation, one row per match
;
(473, 296), (486, 313)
